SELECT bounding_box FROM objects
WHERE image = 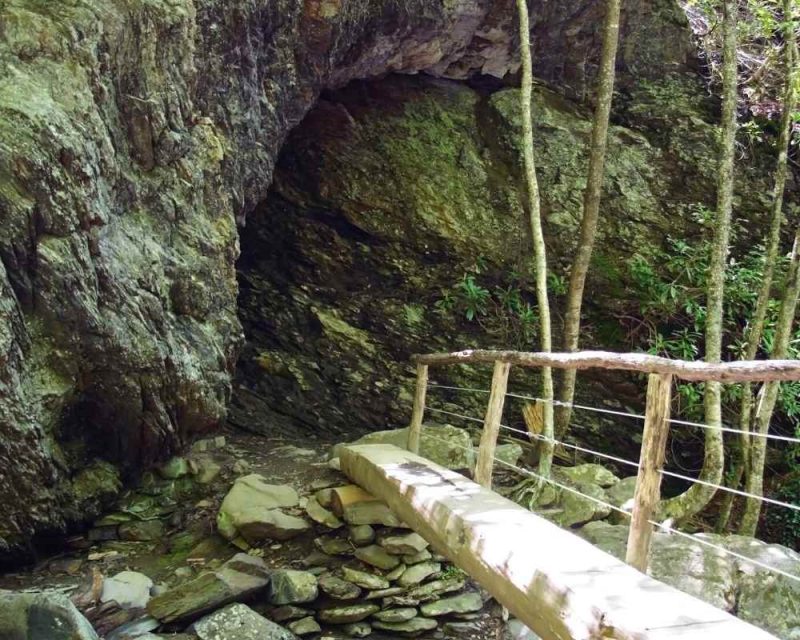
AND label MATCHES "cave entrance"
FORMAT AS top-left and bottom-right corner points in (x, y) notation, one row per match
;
(229, 73), (526, 443)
